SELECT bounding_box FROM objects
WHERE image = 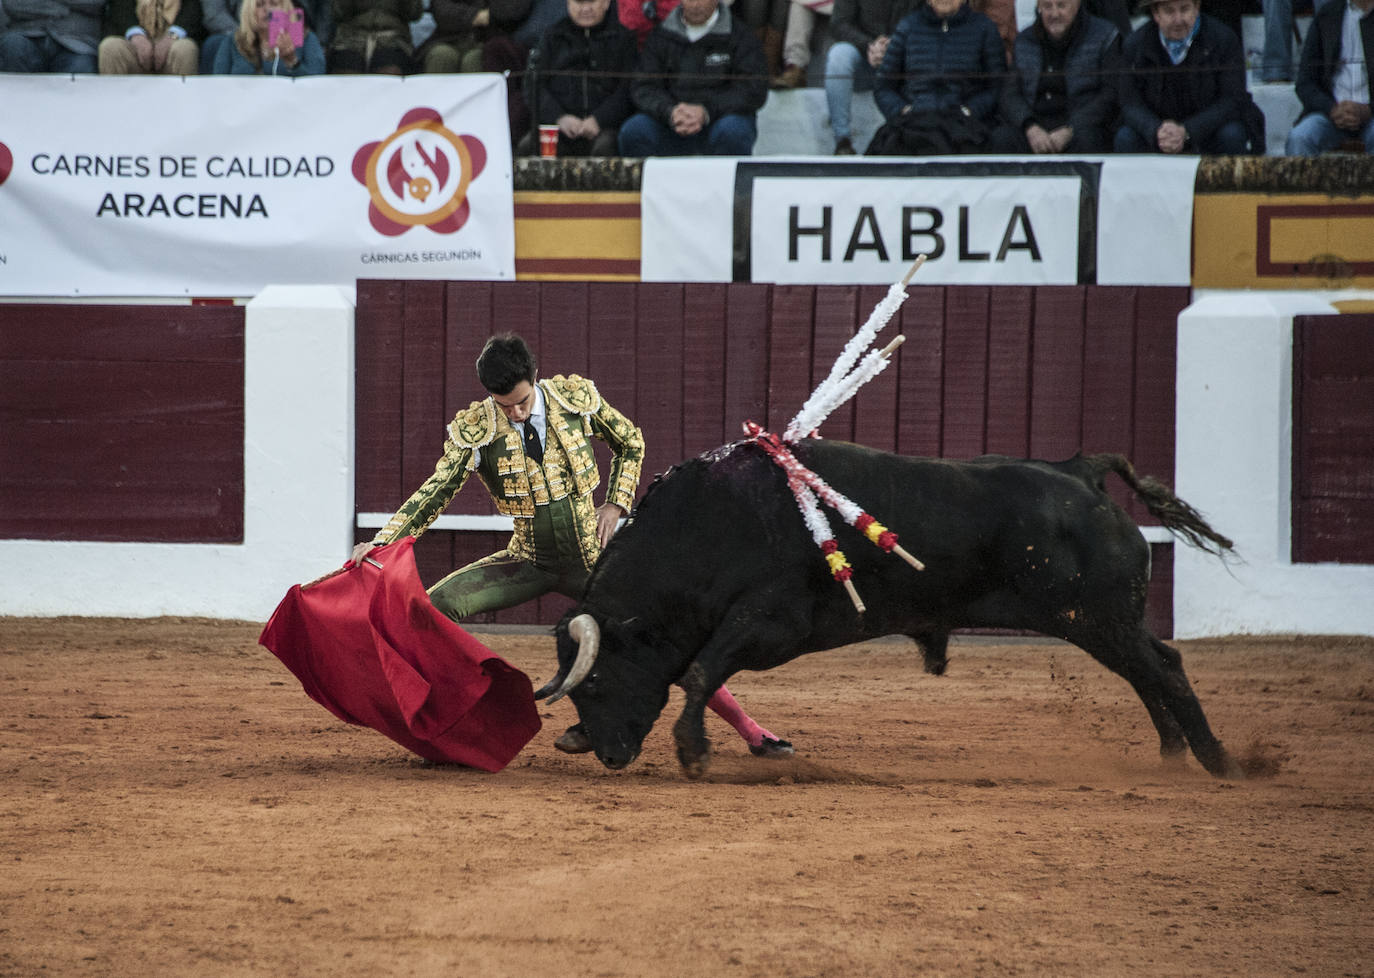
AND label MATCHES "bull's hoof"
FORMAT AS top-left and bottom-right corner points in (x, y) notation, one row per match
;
(1218, 754), (1247, 780)
(680, 754), (709, 779)
(749, 736), (794, 758)
(677, 740), (710, 778)
(554, 723), (593, 754)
